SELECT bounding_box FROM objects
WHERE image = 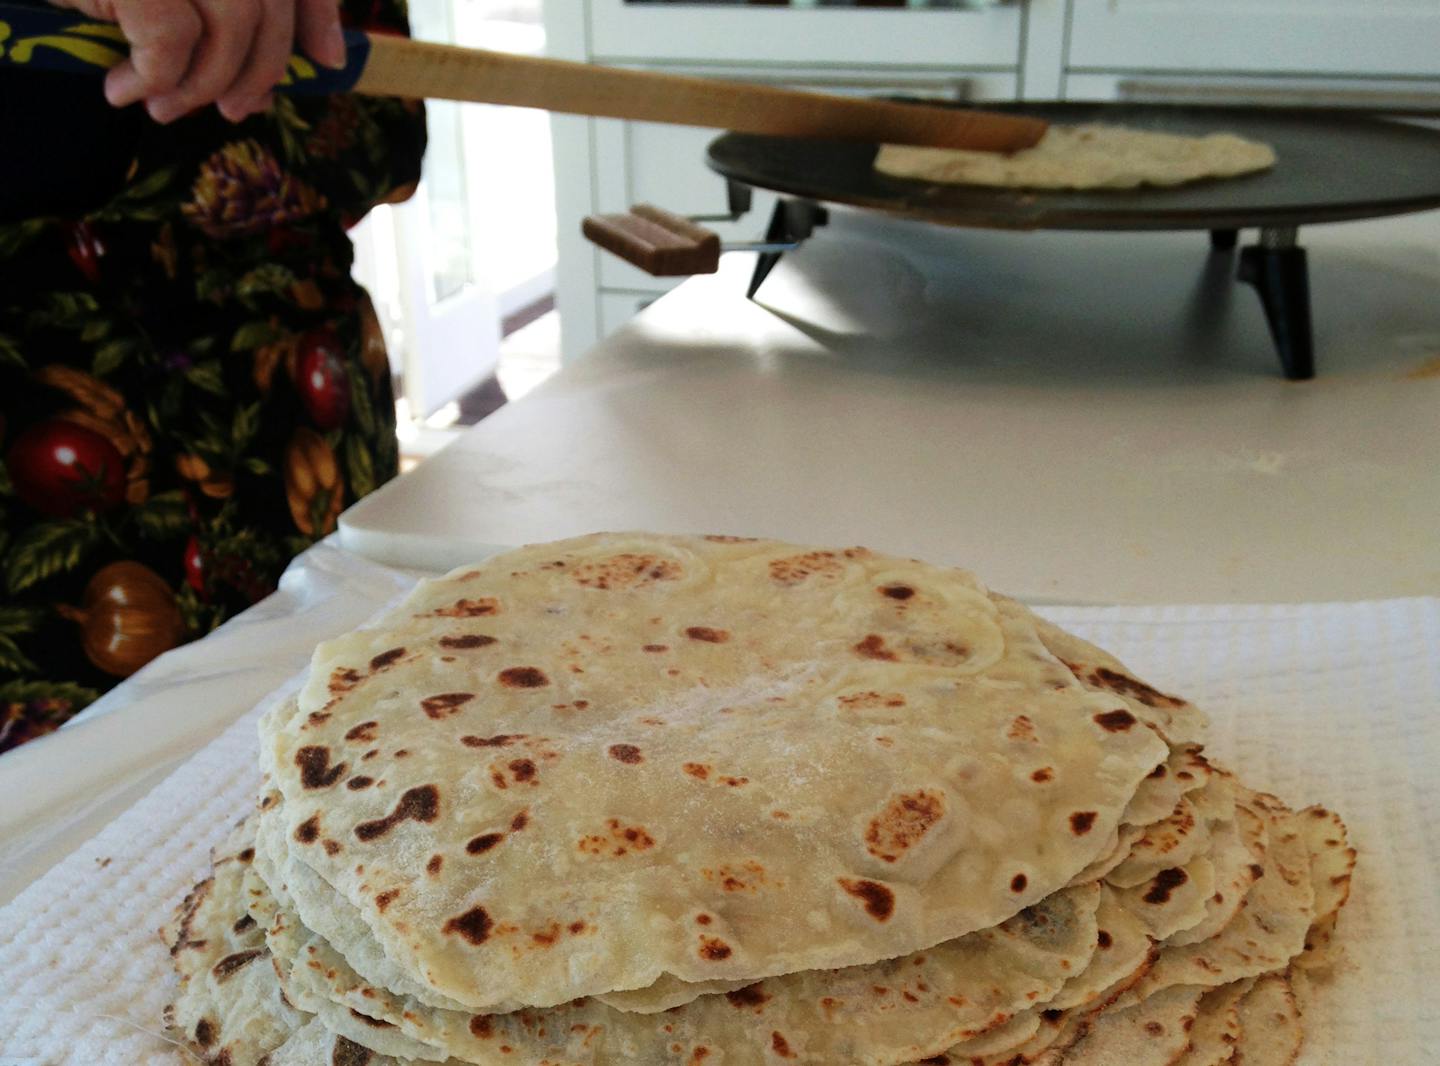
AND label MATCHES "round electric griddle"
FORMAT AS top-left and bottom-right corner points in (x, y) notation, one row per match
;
(707, 102), (1440, 232)
(702, 103), (1440, 379)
